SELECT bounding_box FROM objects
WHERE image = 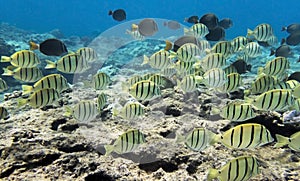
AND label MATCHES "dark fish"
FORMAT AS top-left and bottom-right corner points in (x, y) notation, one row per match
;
(163, 20), (181, 30)
(138, 18), (158, 36)
(218, 18), (233, 29)
(205, 26), (225, 41)
(231, 59), (251, 74)
(29, 39), (68, 56)
(173, 35), (201, 52)
(286, 32), (300, 46)
(288, 72), (300, 82)
(184, 15), (199, 24)
(270, 44), (292, 57)
(108, 9), (126, 22)
(282, 23), (300, 34)
(199, 13), (219, 30)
